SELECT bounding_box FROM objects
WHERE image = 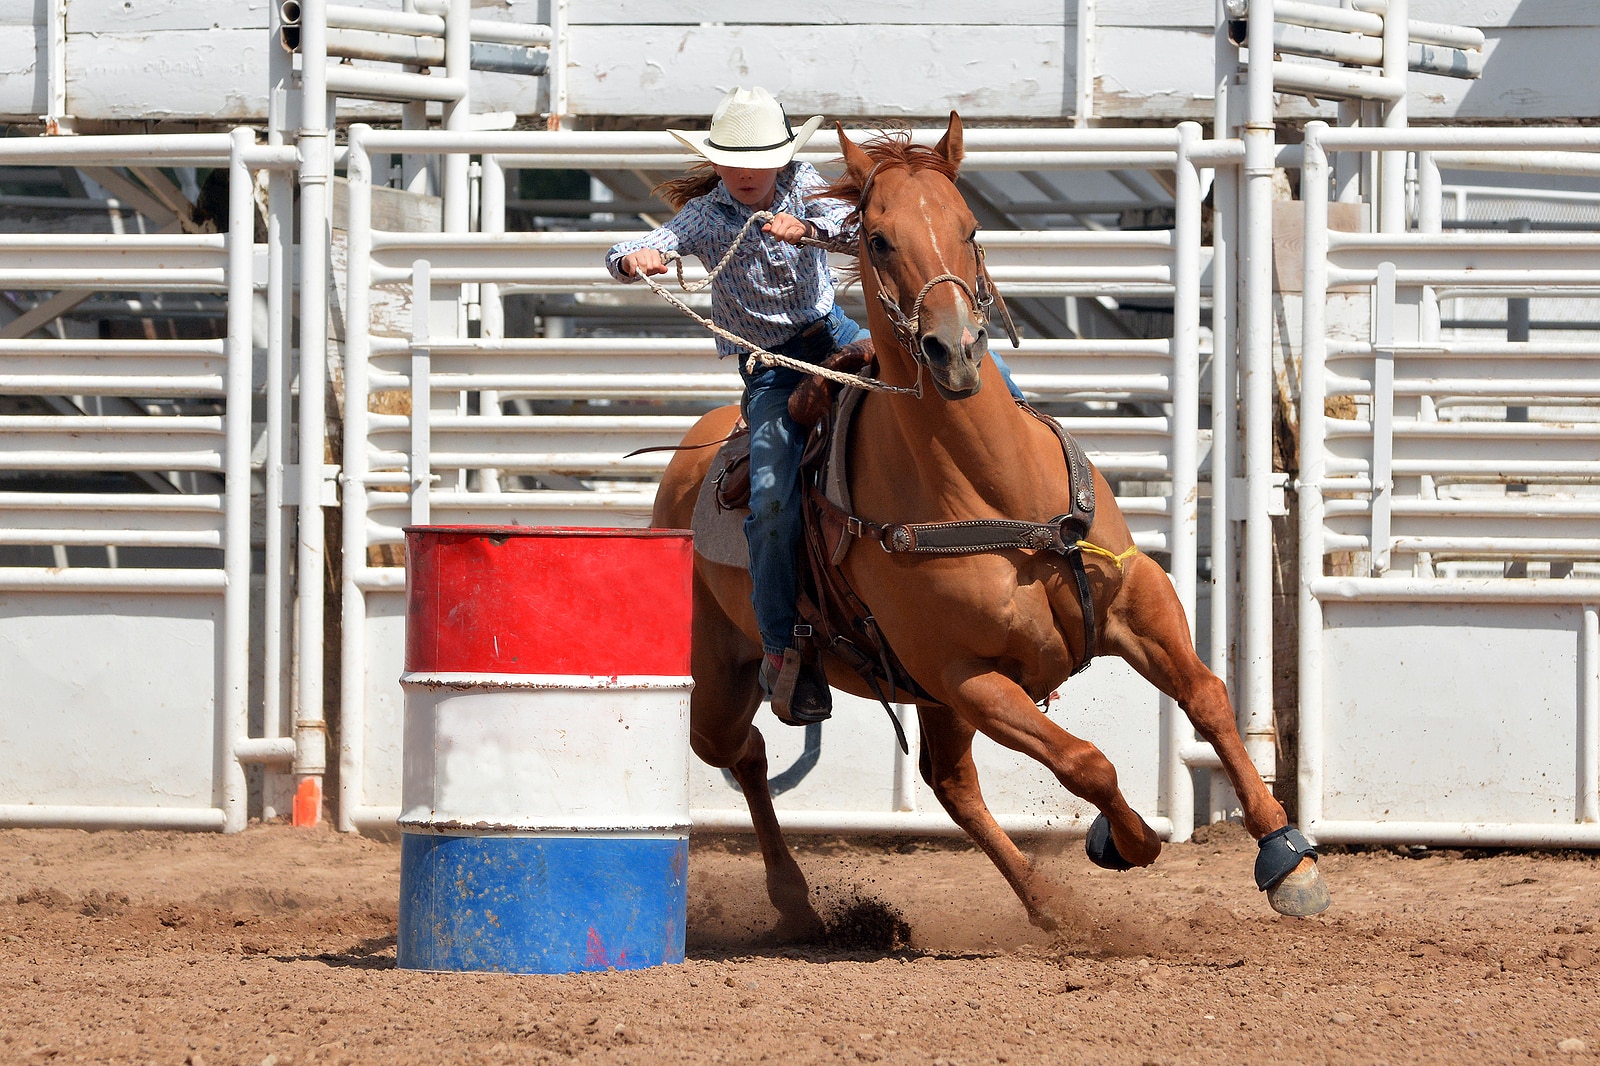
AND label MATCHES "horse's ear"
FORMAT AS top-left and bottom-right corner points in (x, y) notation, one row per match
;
(837, 121), (872, 182)
(933, 111), (965, 170)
